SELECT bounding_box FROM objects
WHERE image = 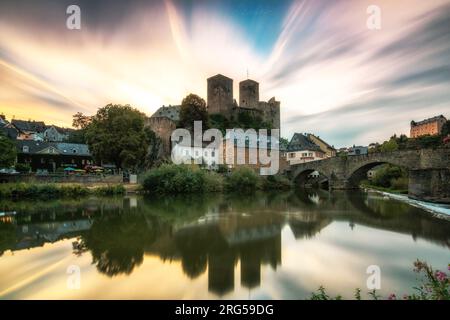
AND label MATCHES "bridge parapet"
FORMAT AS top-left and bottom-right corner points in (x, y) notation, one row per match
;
(288, 148), (450, 203)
